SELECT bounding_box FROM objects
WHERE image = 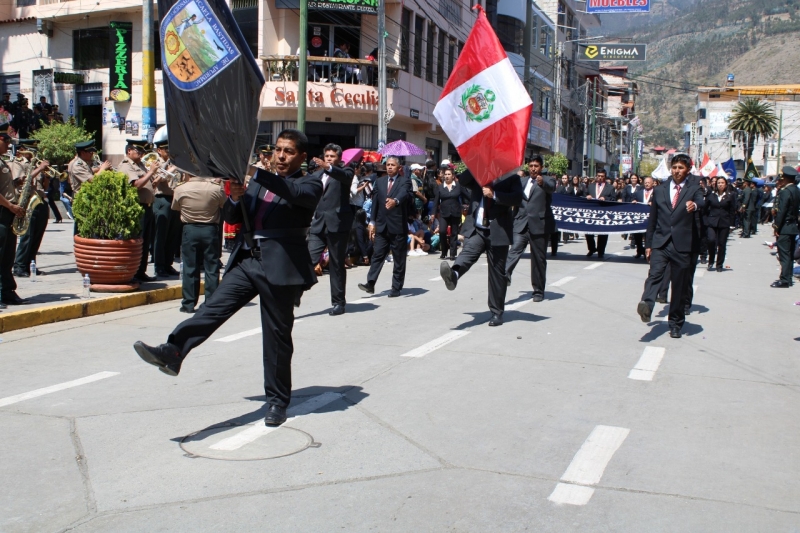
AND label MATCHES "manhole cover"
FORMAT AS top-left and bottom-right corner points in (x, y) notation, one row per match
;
(180, 423), (315, 461)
